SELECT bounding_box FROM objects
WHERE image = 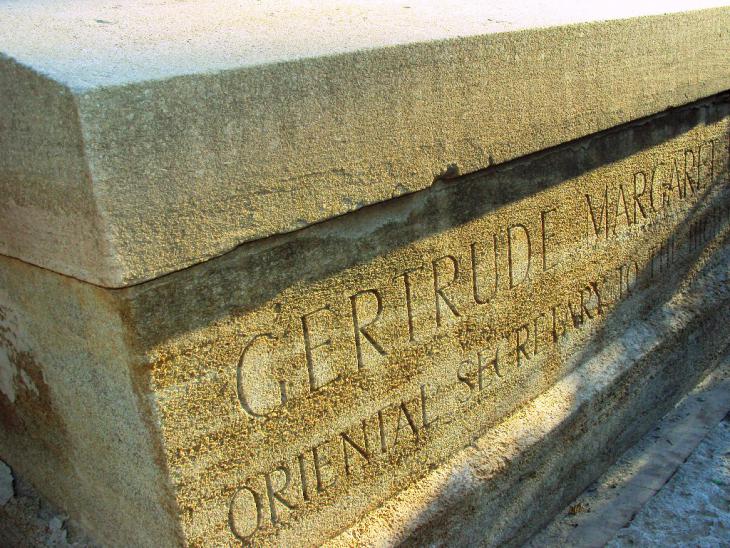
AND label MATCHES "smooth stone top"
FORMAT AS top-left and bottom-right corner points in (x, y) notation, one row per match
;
(1, 0), (729, 286)
(2, 0), (728, 92)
